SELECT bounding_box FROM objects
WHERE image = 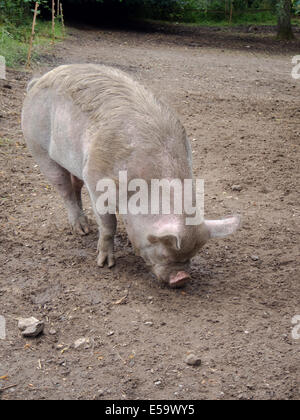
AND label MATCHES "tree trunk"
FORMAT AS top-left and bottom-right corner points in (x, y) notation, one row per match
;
(277, 0), (295, 40)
